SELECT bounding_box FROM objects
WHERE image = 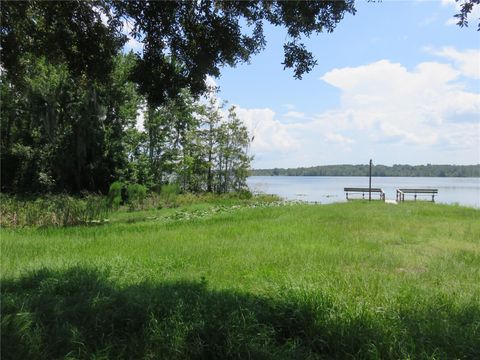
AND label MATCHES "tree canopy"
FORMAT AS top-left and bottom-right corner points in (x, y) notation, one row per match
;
(1, 0), (356, 106)
(455, 0), (480, 30)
